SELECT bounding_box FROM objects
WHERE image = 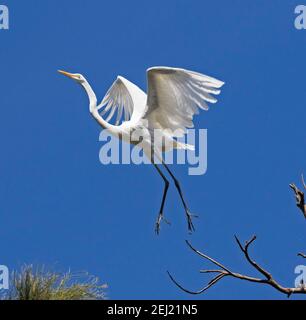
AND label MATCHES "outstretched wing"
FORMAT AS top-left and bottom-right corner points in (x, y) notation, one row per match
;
(144, 66), (224, 136)
(97, 76), (147, 126)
